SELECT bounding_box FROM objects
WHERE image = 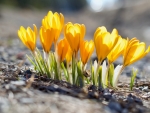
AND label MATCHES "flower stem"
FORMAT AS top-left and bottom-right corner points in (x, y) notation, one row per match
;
(72, 53), (76, 85)
(96, 61), (101, 86)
